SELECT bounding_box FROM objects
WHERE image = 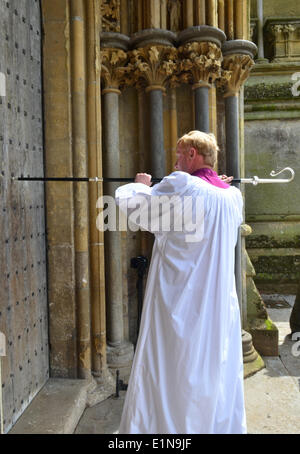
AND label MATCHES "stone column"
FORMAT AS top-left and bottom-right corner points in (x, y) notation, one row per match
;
(226, 0), (234, 40)
(86, 0), (107, 379)
(193, 83), (210, 132)
(130, 29), (177, 177)
(220, 40), (257, 315)
(218, 0), (225, 32)
(169, 87), (178, 171)
(43, 0), (78, 378)
(177, 26), (226, 133)
(183, 0), (194, 28)
(147, 86), (165, 177)
(256, 0), (268, 62)
(195, 0), (206, 26)
(100, 33), (134, 370)
(224, 87), (243, 313)
(219, 40), (260, 368)
(224, 94), (240, 180)
(207, 0), (217, 27)
(70, 0), (92, 379)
